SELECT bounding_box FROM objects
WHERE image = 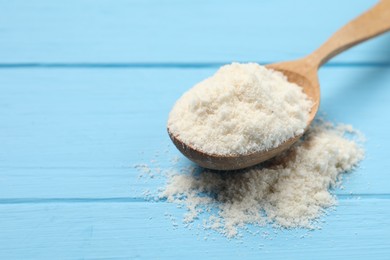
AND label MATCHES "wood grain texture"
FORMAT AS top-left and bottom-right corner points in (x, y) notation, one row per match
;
(1, 0), (390, 259)
(0, 0), (389, 63)
(1, 67), (390, 197)
(0, 200), (389, 259)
